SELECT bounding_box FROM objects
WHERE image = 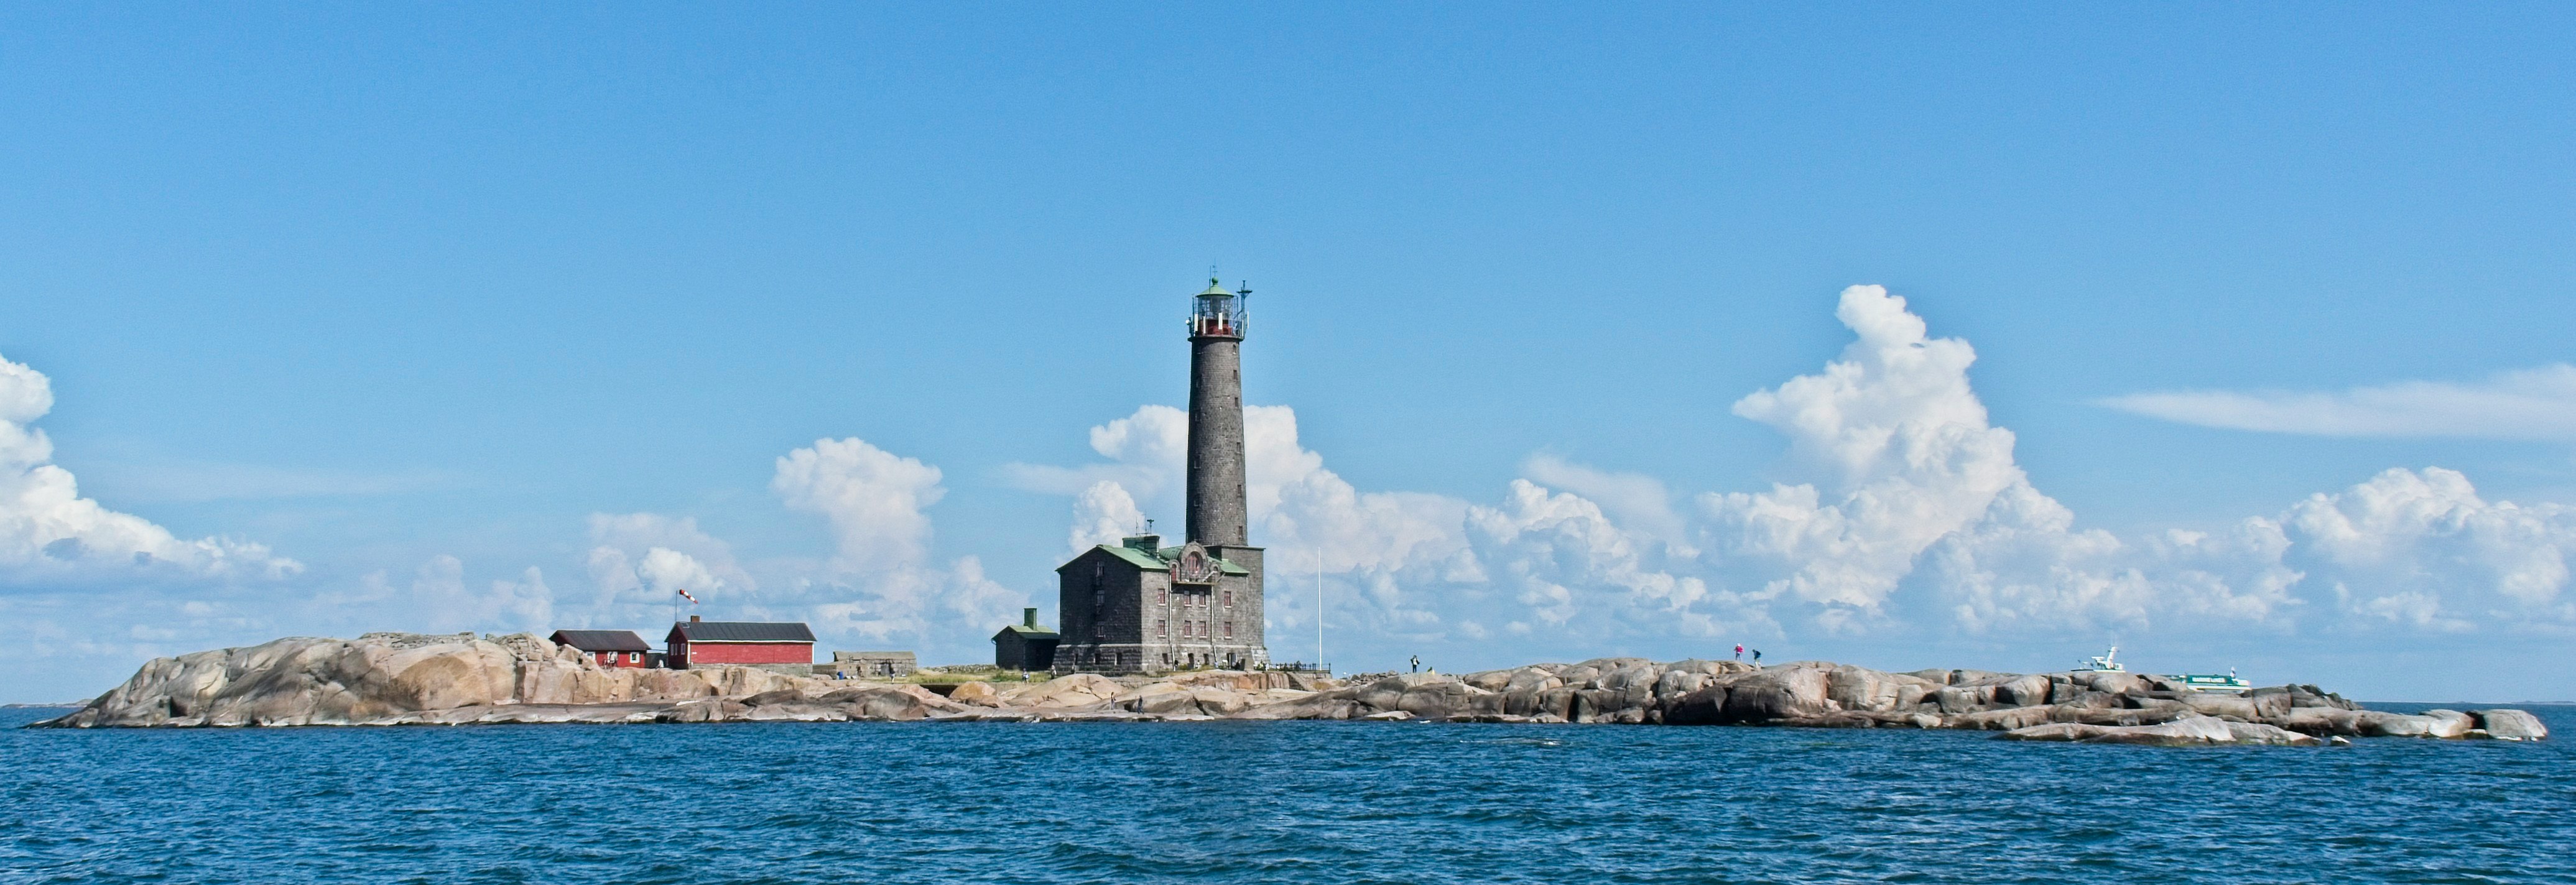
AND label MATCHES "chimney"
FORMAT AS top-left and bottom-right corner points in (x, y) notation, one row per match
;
(689, 614), (702, 623)
(1023, 607), (1039, 629)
